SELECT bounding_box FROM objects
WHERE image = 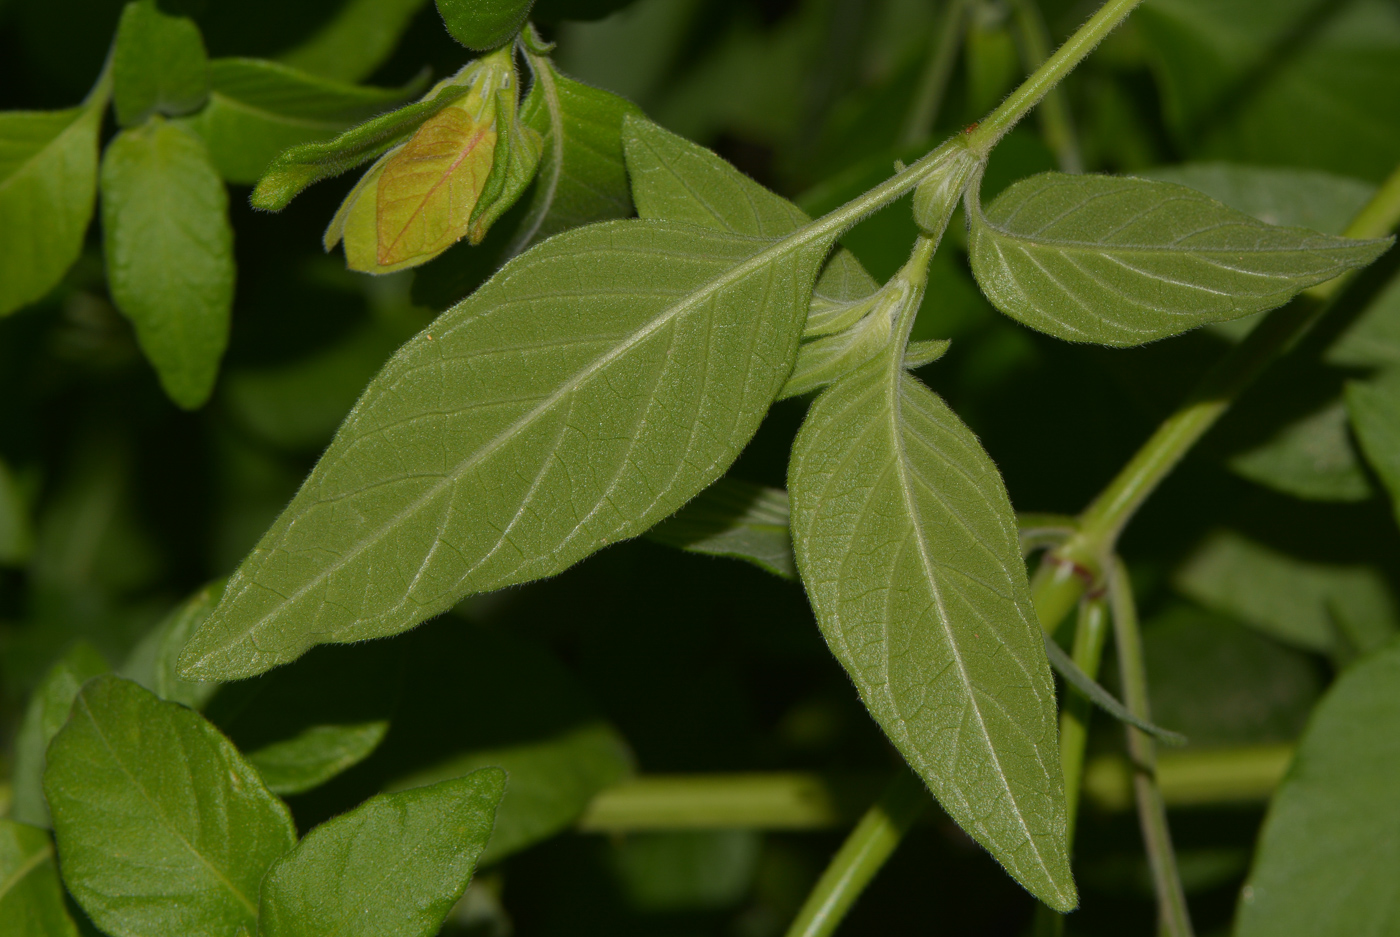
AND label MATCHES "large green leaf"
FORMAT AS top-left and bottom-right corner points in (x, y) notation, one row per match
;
(183, 58), (419, 184)
(10, 642), (109, 828)
(111, 0), (209, 127)
(279, 0), (431, 84)
(1235, 637), (1400, 936)
(258, 768), (505, 937)
(1139, 0), (1400, 183)
(509, 59), (640, 254)
(967, 172), (1390, 346)
(181, 215), (833, 679)
(121, 580), (224, 710)
(1227, 397), (1371, 502)
(43, 676), (296, 937)
(100, 118), (234, 410)
(0, 92), (105, 316)
(436, 0), (533, 51)
(646, 477), (797, 580)
(0, 820), (78, 937)
(788, 354), (1075, 911)
(1346, 374), (1400, 526)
